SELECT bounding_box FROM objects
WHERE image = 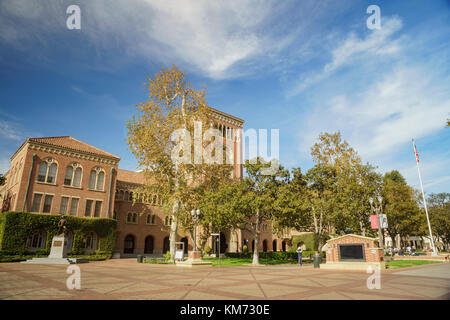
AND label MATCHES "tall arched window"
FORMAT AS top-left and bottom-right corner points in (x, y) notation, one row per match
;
(26, 231), (47, 250)
(82, 232), (97, 250)
(64, 163), (82, 187)
(37, 158), (57, 183)
(88, 167), (105, 191)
